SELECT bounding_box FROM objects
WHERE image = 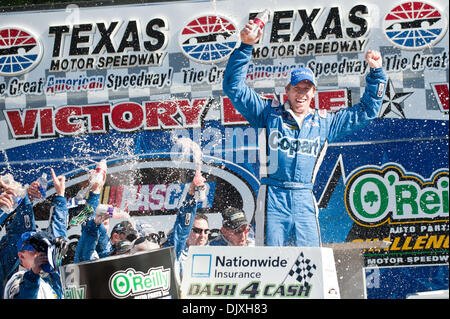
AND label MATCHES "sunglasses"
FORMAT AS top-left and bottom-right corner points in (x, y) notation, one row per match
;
(232, 225), (250, 234)
(192, 227), (210, 235)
